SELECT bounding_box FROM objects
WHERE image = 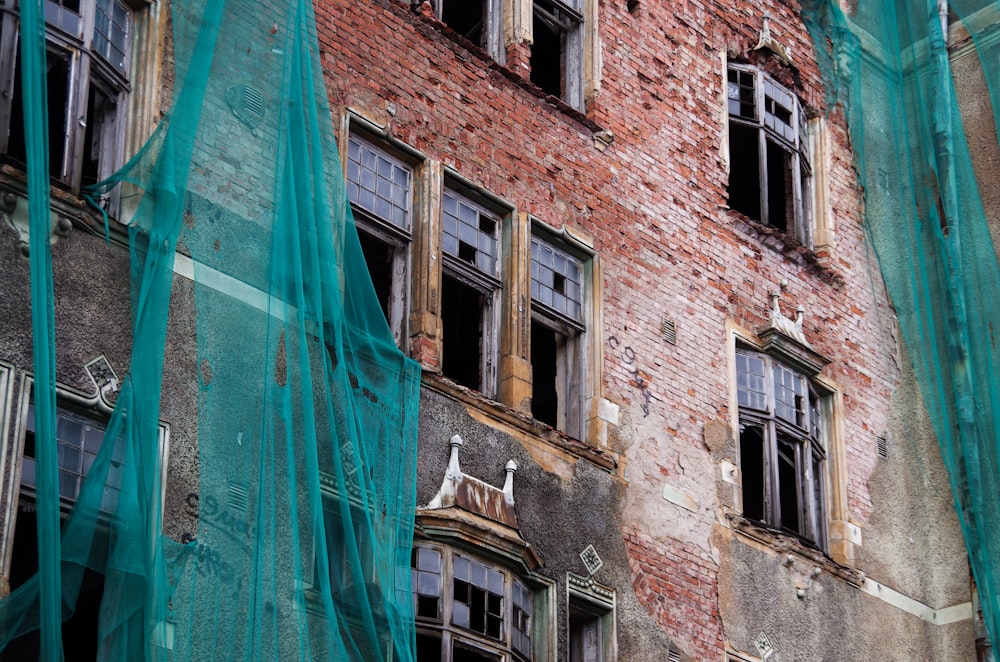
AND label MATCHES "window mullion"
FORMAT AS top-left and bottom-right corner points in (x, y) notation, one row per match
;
(756, 77), (768, 227)
(60, 49), (87, 187)
(765, 419), (780, 527)
(442, 629), (453, 662)
(791, 150), (805, 244)
(0, 14), (16, 153)
(757, 127), (768, 228)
